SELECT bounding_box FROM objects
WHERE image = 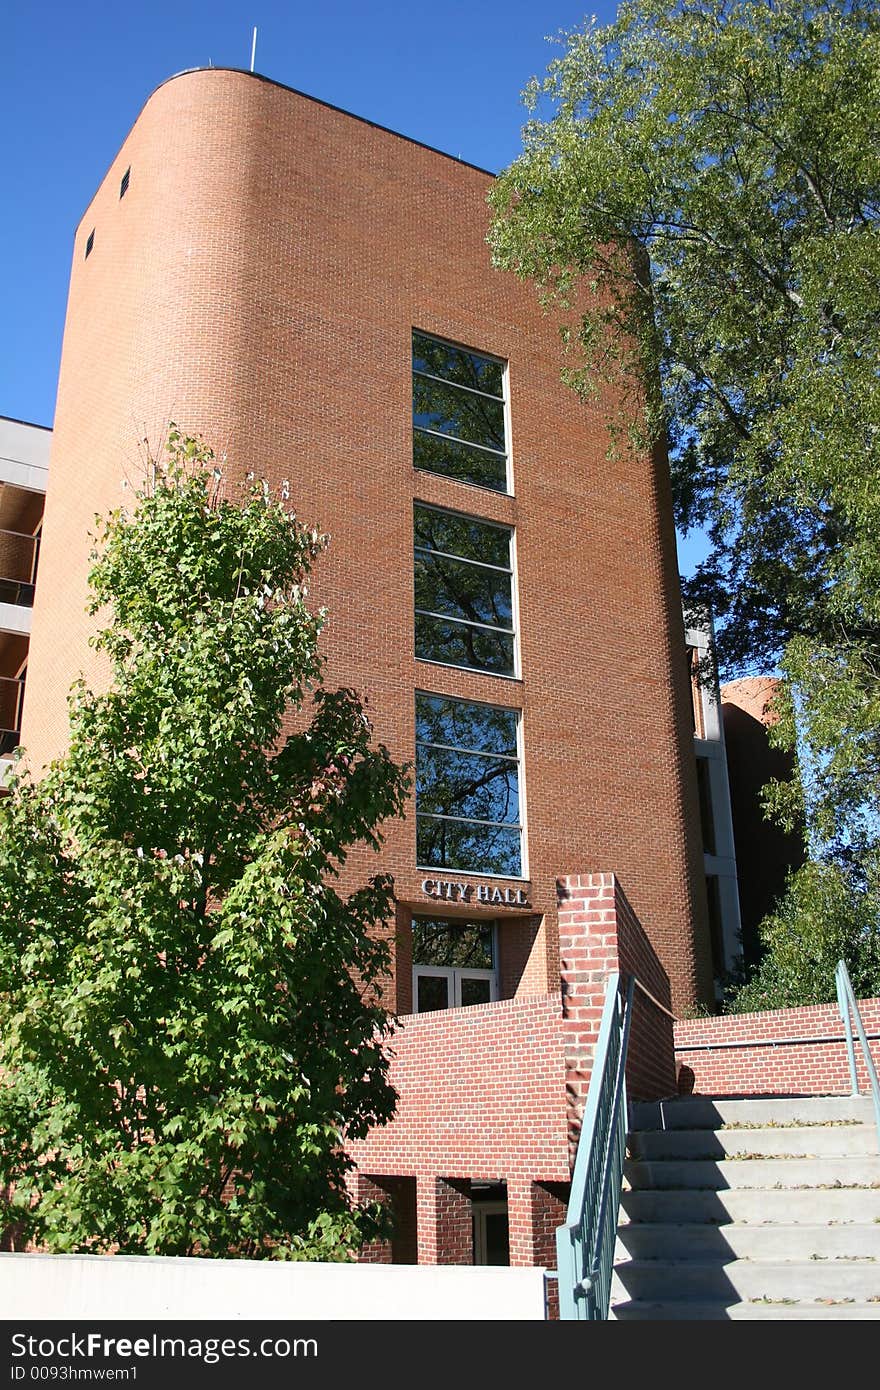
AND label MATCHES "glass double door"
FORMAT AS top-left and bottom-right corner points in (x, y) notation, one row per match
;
(411, 916), (498, 1014)
(413, 965), (495, 1013)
